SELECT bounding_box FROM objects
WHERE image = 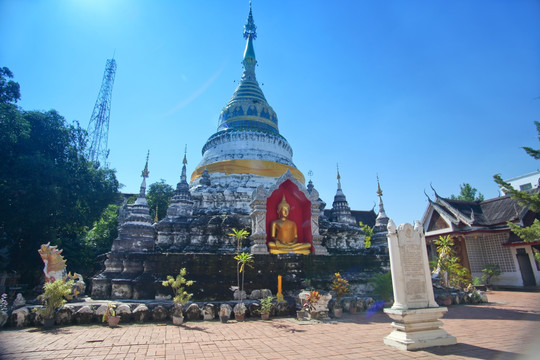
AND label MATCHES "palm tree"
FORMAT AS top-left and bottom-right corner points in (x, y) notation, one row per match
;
(229, 228), (250, 302)
(234, 252), (254, 304)
(228, 228), (249, 251)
